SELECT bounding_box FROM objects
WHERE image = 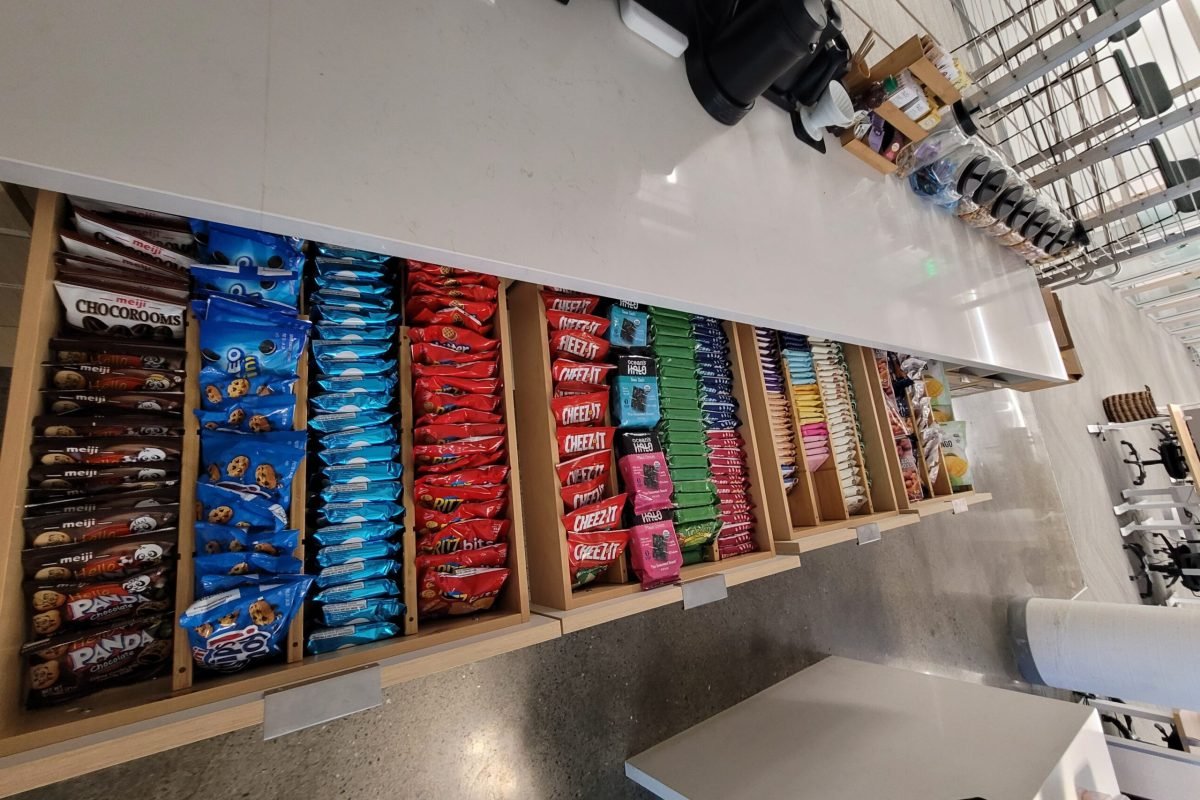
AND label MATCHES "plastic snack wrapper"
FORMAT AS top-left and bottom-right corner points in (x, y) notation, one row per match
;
(179, 576), (313, 672)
